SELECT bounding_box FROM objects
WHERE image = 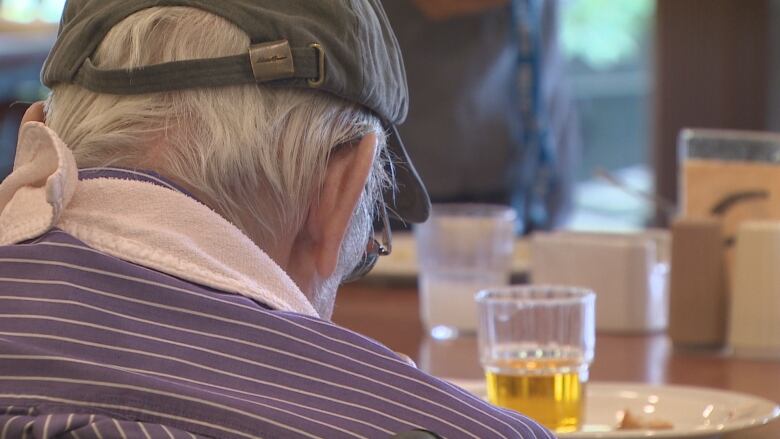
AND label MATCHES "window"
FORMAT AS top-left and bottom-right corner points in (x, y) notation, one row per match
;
(1, 0), (66, 23)
(561, 0), (655, 231)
